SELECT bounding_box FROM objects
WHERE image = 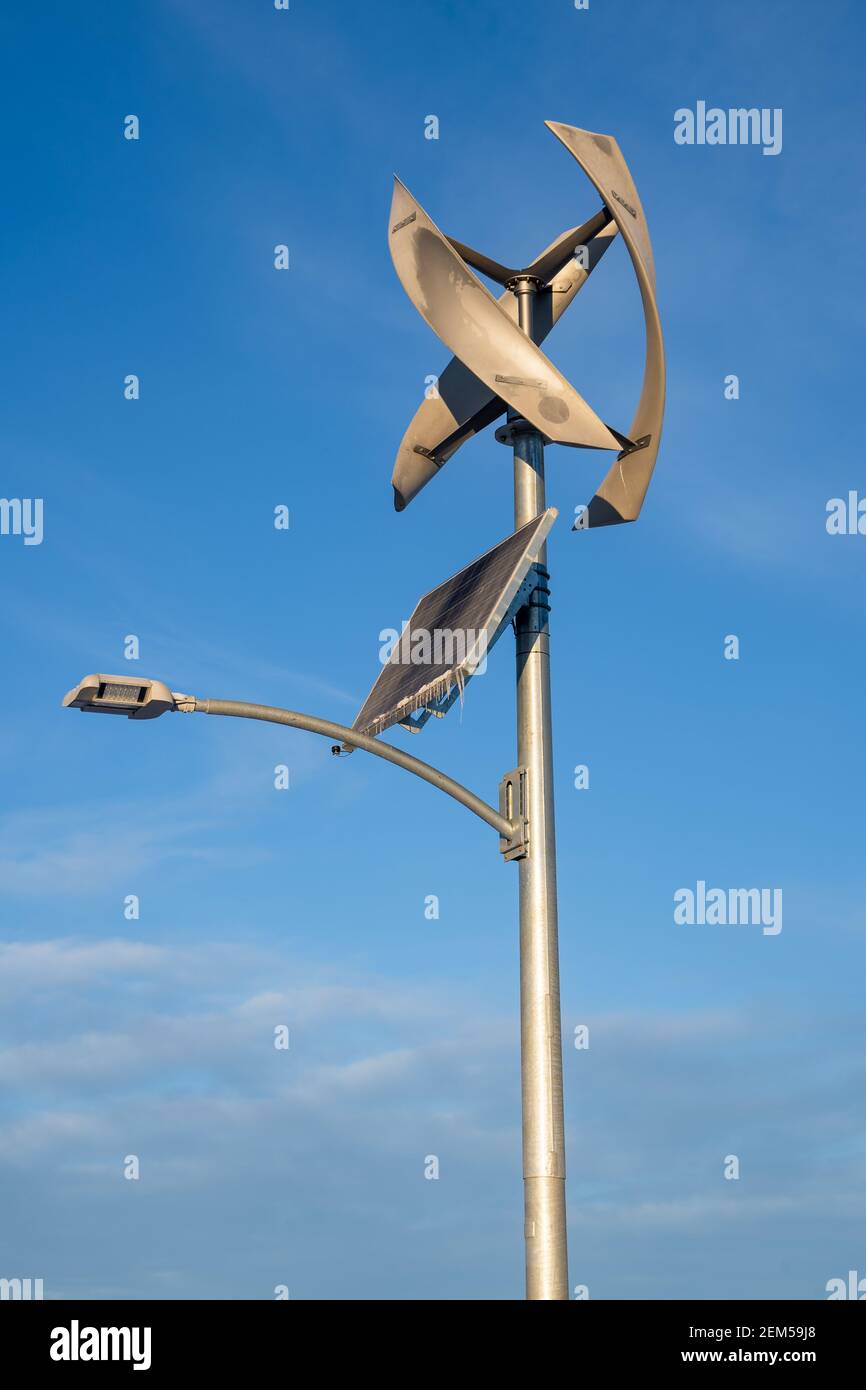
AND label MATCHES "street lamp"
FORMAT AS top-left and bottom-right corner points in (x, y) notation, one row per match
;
(63, 120), (665, 1301)
(63, 674), (190, 721)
